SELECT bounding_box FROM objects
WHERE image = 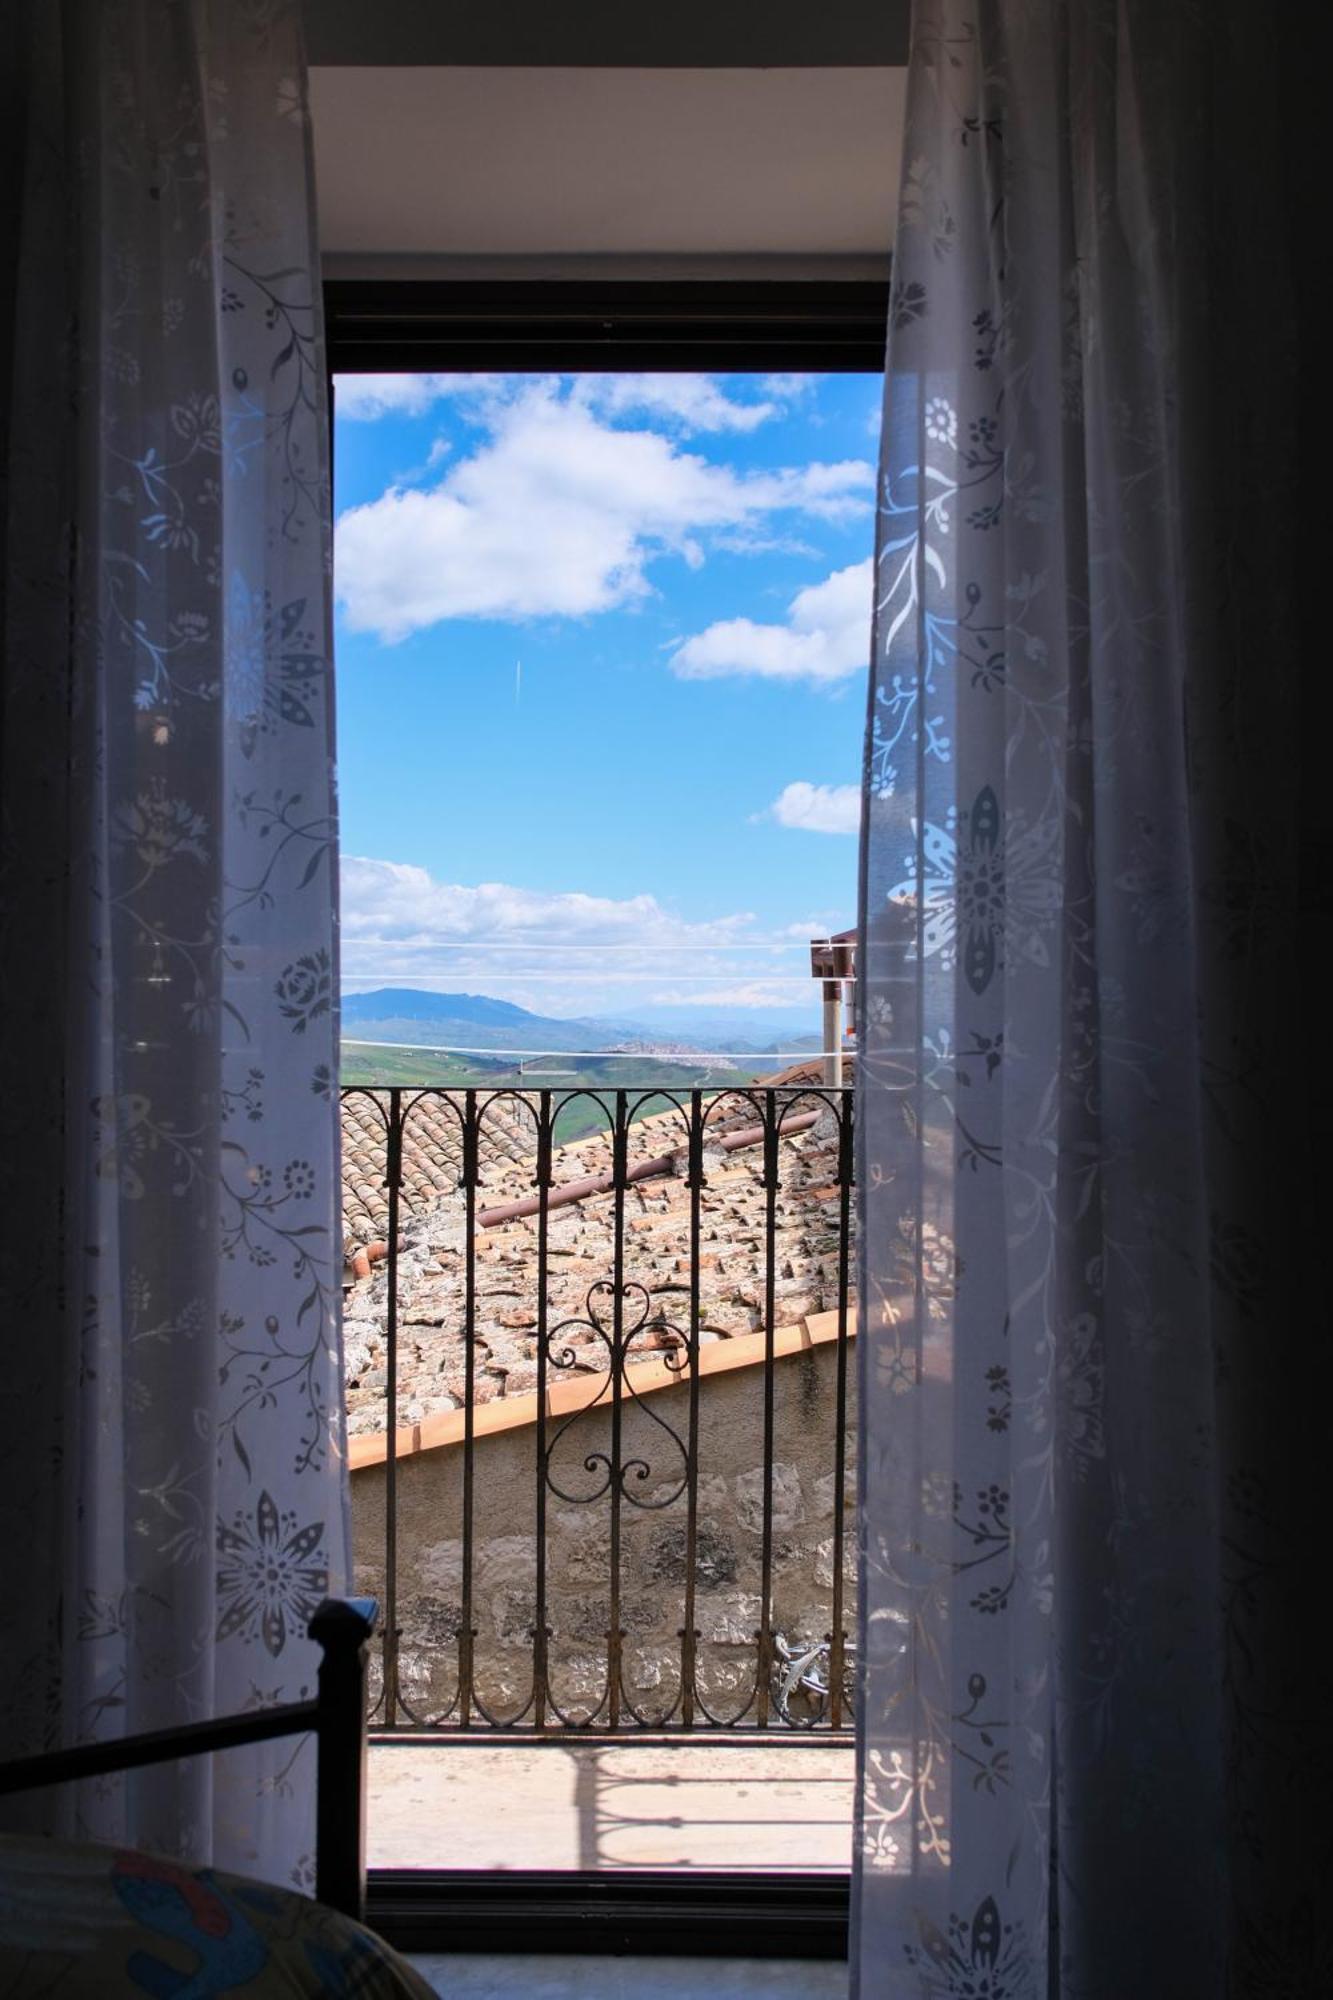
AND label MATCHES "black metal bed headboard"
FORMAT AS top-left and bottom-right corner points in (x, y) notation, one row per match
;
(0, 1596), (376, 1923)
